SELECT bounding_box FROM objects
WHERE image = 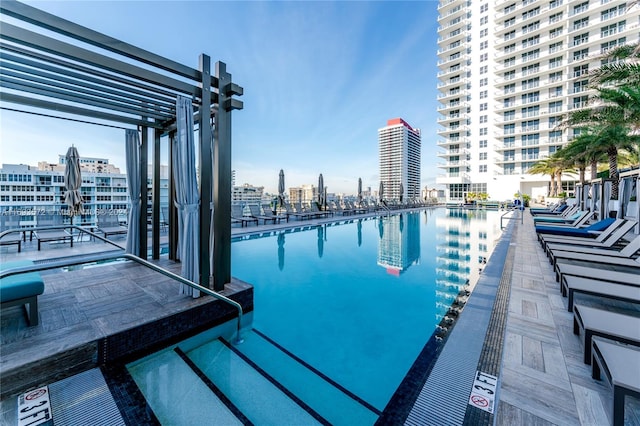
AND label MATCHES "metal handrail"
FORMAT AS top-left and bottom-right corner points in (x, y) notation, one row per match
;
(0, 226), (245, 344)
(500, 207), (518, 230)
